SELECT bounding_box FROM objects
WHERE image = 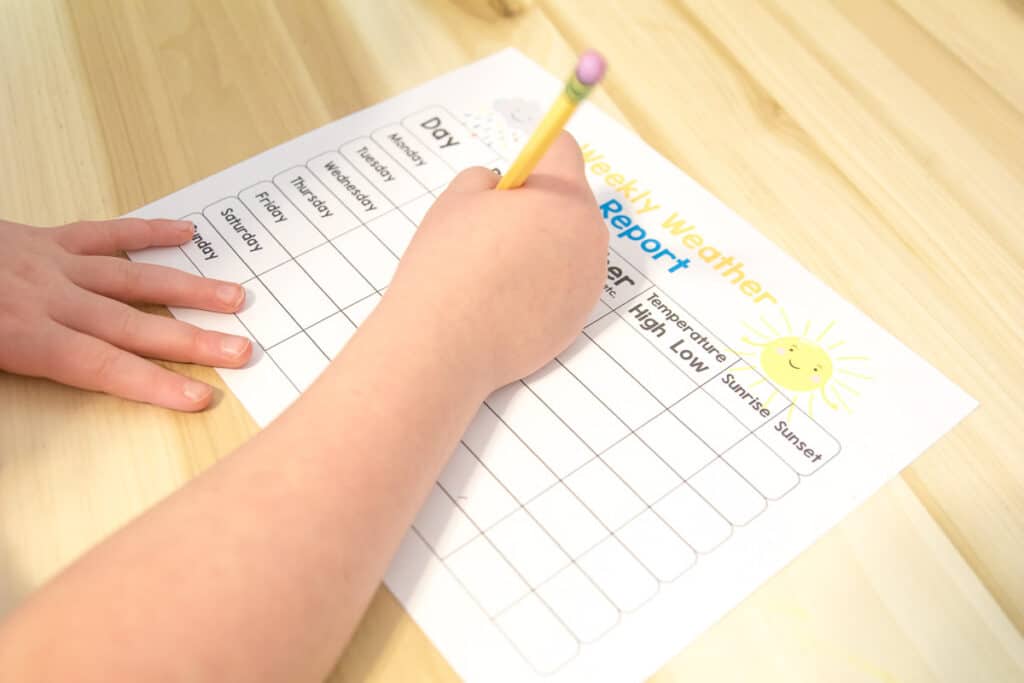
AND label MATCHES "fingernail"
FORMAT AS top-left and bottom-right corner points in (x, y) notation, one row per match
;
(177, 220), (195, 236)
(216, 284), (243, 308)
(183, 380), (211, 403)
(220, 335), (250, 358)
